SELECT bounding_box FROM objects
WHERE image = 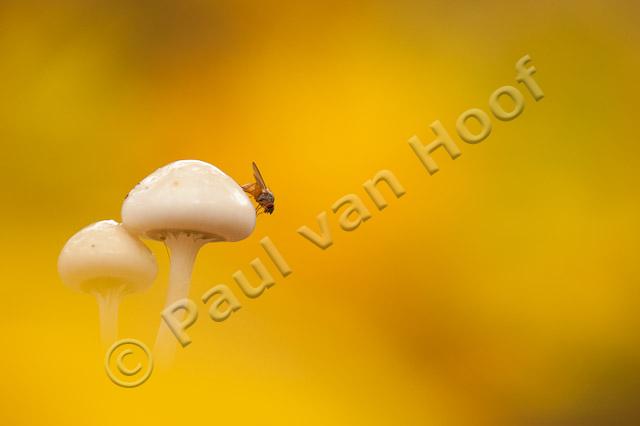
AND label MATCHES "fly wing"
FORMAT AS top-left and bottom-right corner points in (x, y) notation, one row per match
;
(242, 182), (259, 194)
(252, 161), (269, 191)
